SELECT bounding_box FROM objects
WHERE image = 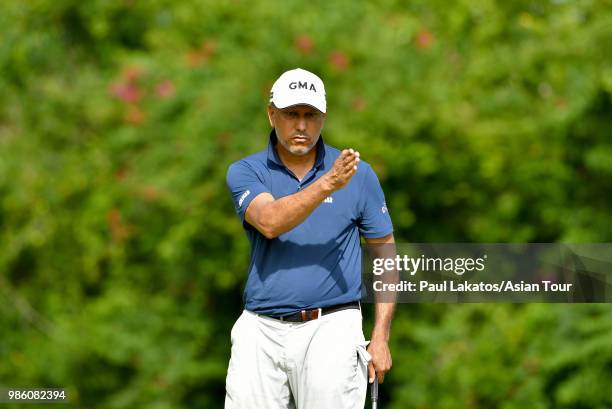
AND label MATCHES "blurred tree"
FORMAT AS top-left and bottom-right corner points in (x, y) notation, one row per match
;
(0, 1), (610, 408)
